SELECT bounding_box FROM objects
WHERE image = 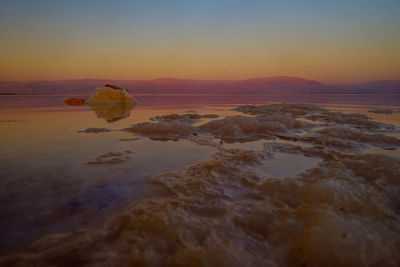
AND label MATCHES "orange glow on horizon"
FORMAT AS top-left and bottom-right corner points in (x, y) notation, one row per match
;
(1, 46), (399, 83)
